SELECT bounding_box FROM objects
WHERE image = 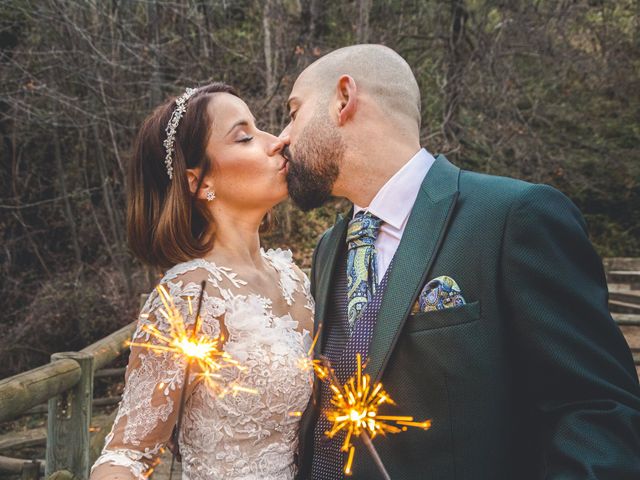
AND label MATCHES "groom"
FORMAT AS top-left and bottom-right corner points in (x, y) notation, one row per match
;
(280, 45), (640, 479)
